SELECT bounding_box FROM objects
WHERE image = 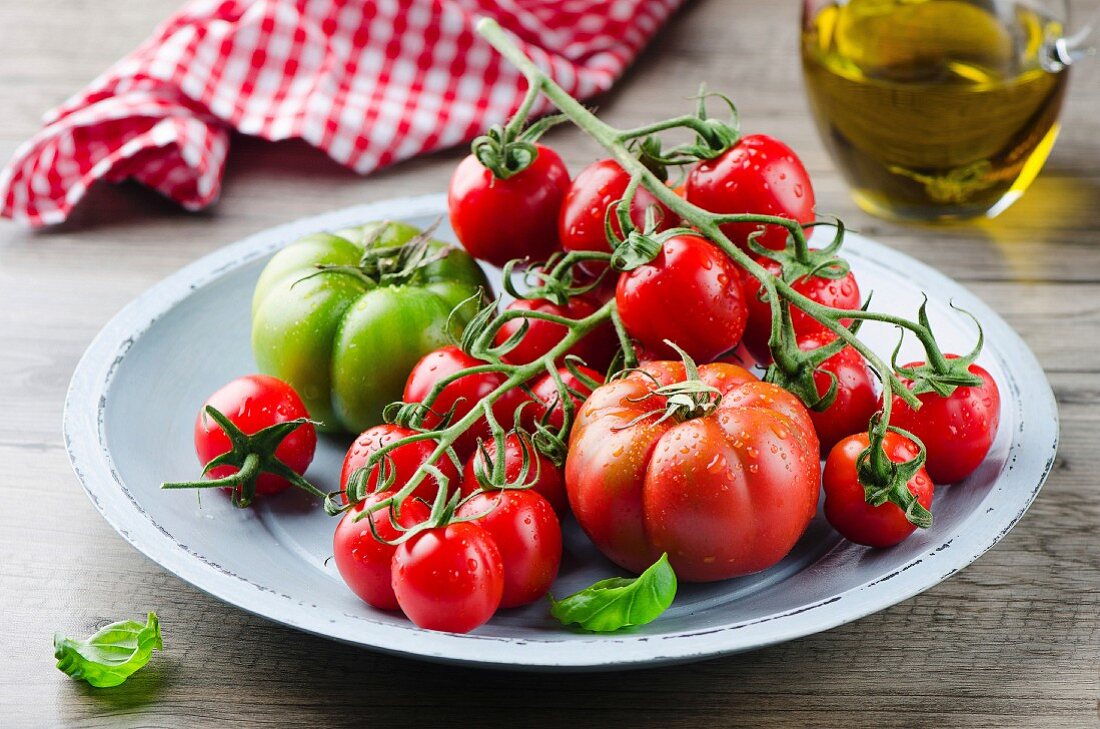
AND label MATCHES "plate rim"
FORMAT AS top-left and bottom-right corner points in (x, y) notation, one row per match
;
(63, 194), (1060, 670)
